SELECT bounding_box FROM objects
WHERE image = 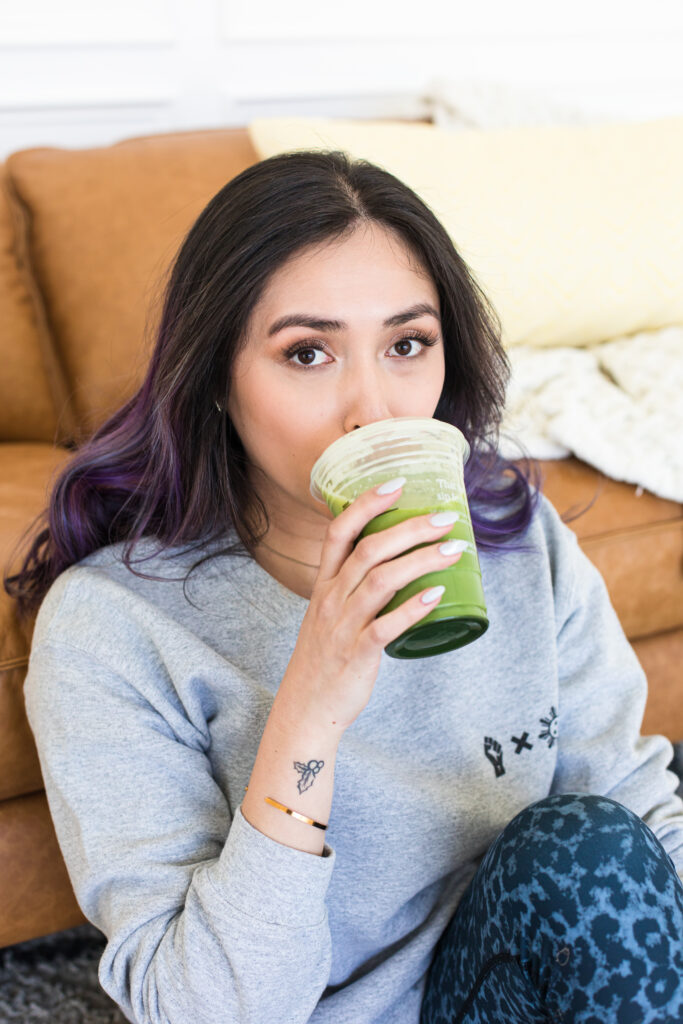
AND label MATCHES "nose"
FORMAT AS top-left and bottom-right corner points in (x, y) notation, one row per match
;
(341, 366), (394, 435)
(339, 354), (395, 434)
